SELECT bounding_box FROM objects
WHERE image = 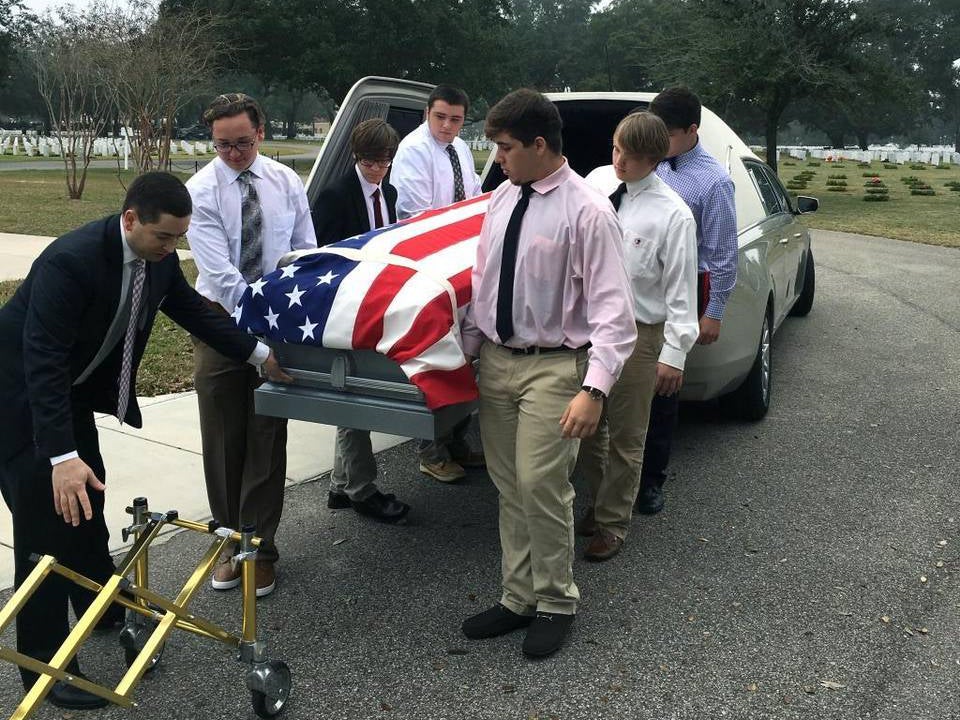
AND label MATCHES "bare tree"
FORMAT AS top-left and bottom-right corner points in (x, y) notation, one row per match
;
(107, 5), (225, 173)
(30, 6), (118, 199)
